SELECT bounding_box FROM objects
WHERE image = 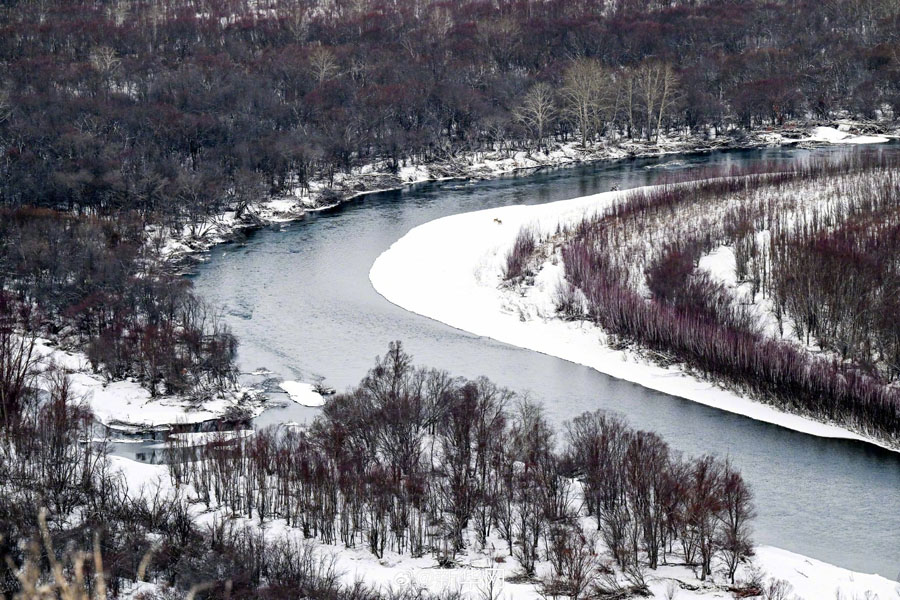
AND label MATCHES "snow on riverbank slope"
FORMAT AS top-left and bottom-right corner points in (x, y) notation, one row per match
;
(156, 121), (893, 270)
(805, 125), (890, 145)
(369, 186), (890, 450)
(32, 338), (263, 429)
